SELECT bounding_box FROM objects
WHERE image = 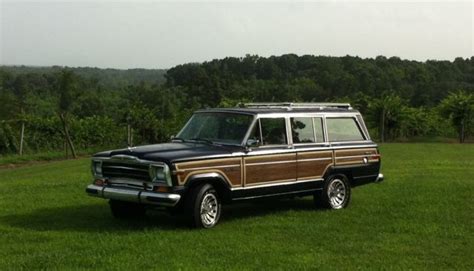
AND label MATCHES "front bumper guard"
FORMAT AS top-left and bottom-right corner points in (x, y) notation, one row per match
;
(86, 184), (181, 207)
(375, 173), (384, 182)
